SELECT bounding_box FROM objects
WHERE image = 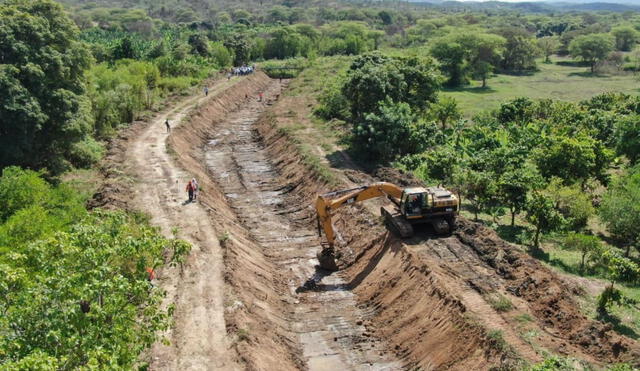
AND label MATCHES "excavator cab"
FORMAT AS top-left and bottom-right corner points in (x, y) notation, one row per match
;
(401, 188), (429, 218)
